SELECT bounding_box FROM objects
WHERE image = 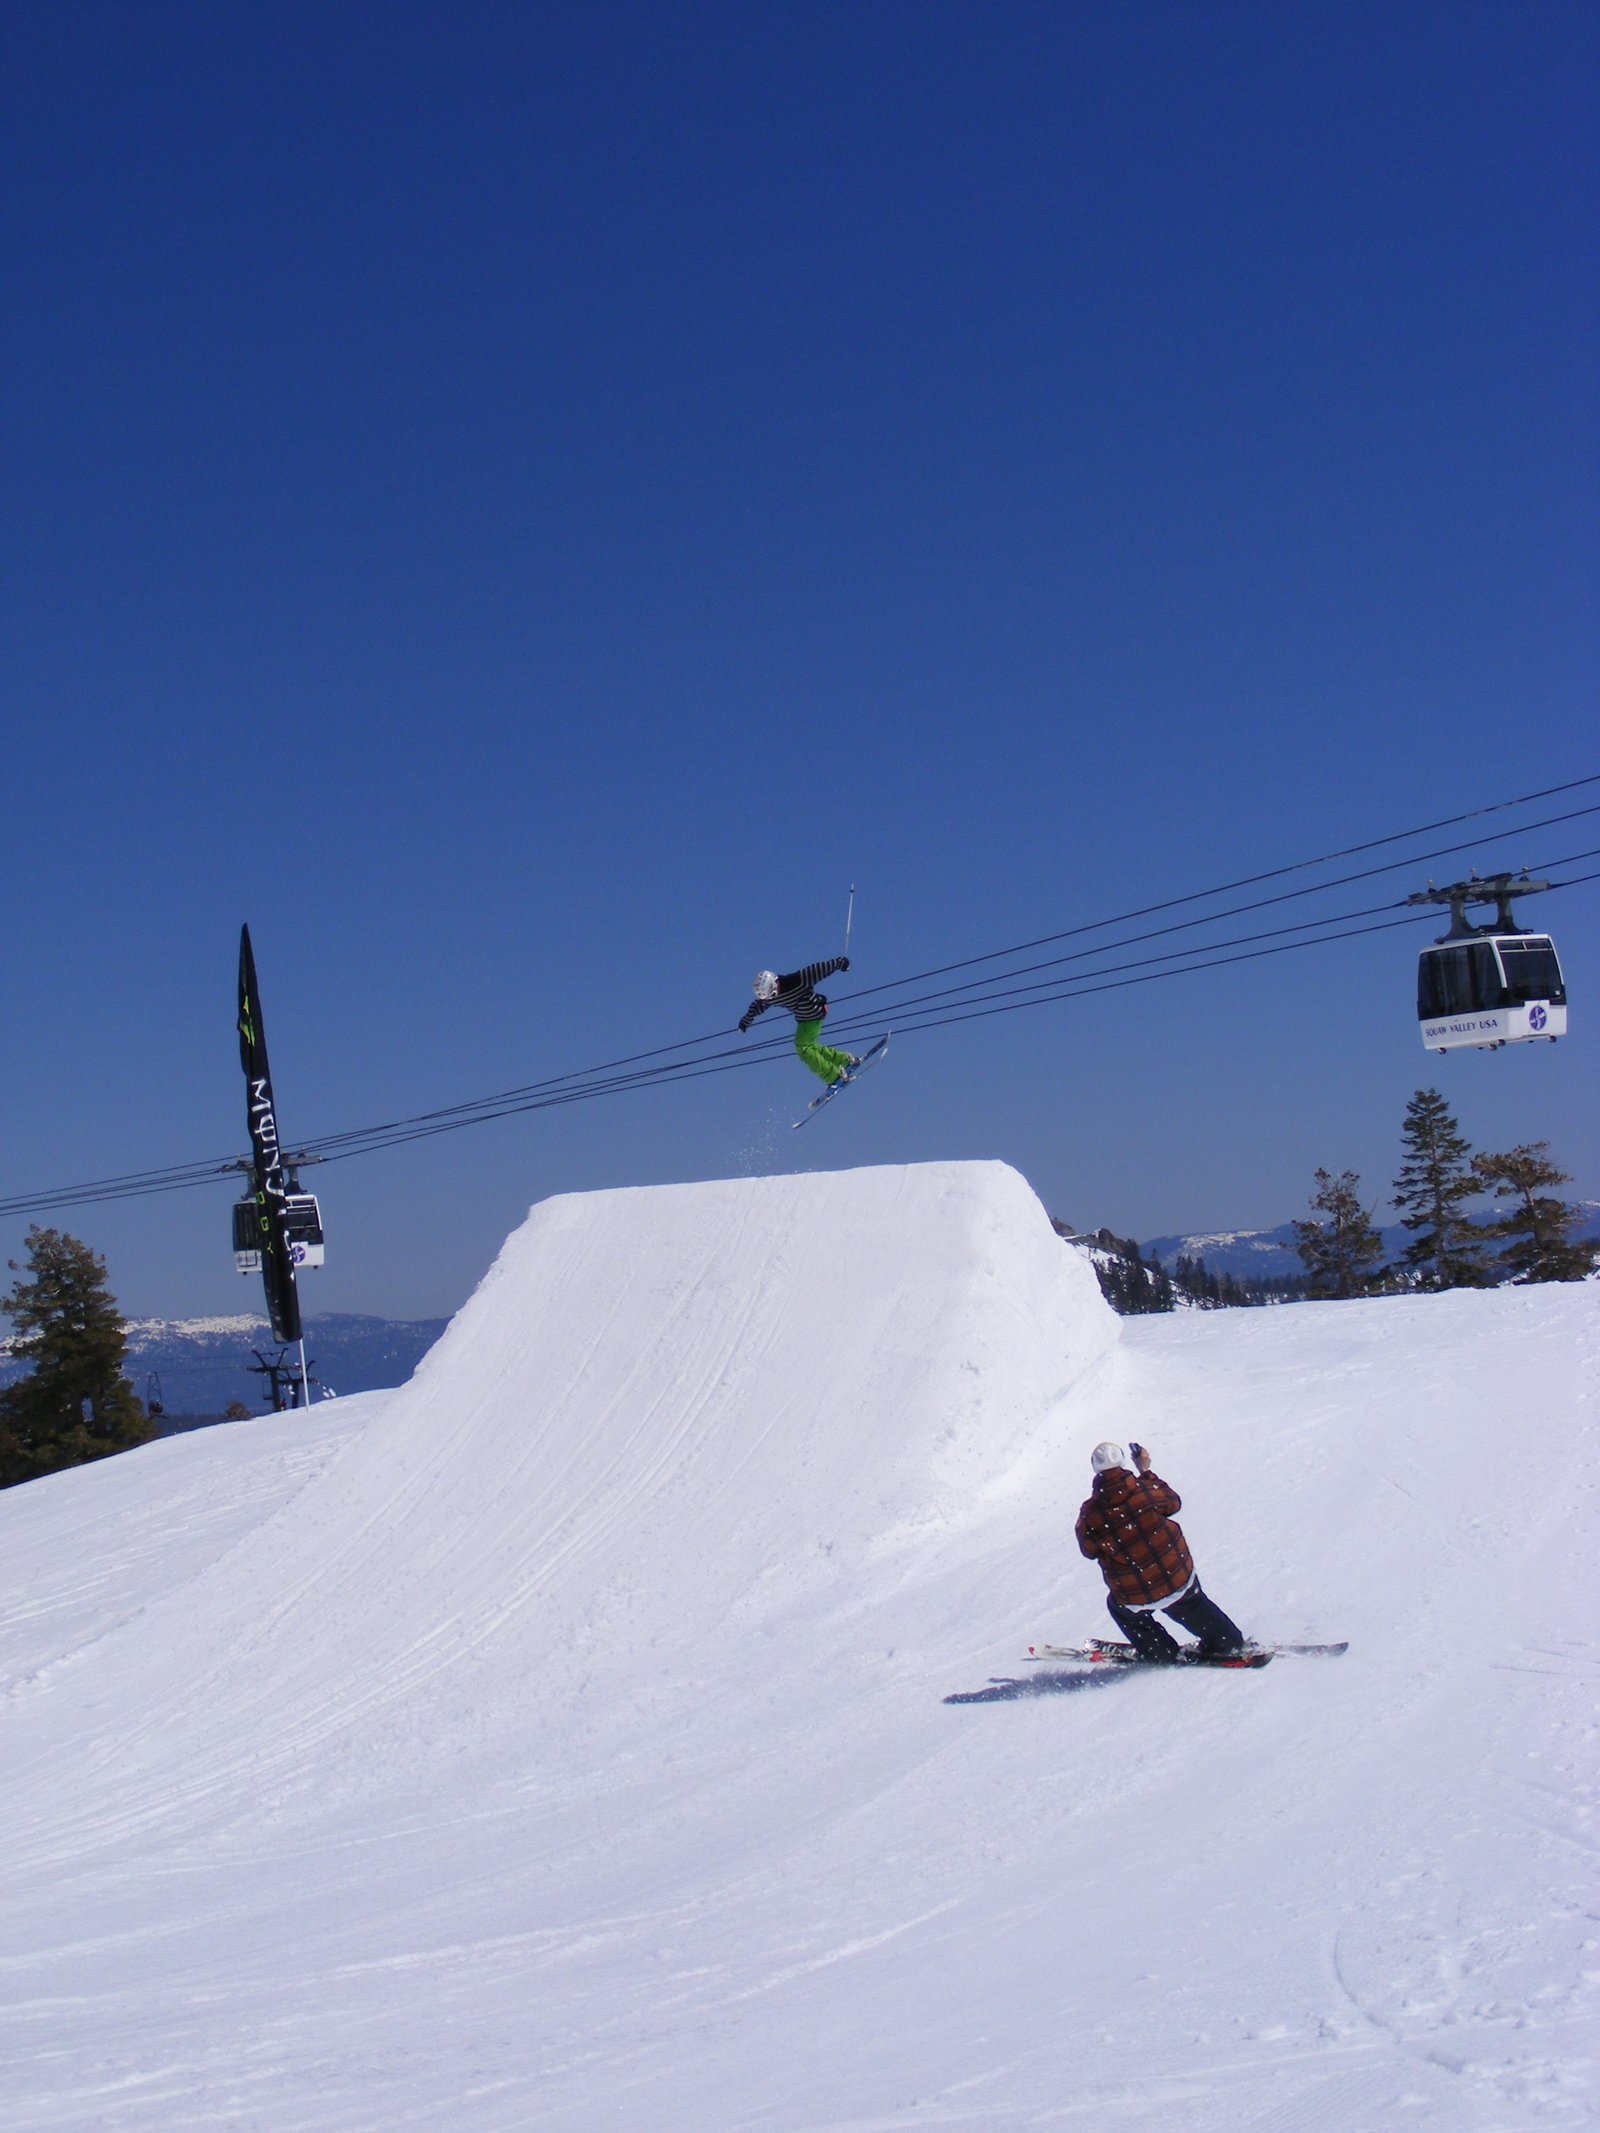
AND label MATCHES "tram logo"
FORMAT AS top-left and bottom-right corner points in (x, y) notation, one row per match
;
(1529, 1003), (1548, 1031)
